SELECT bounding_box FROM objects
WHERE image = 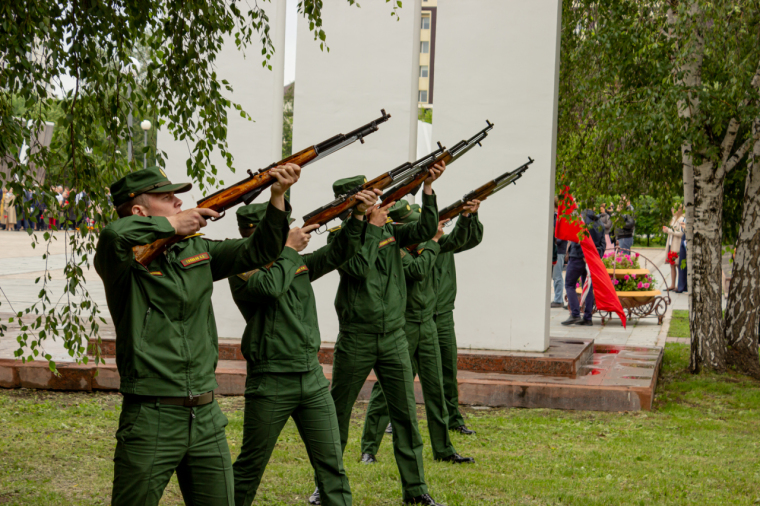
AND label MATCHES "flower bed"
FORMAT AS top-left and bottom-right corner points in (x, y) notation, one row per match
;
(611, 272), (655, 292)
(602, 251), (641, 270)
